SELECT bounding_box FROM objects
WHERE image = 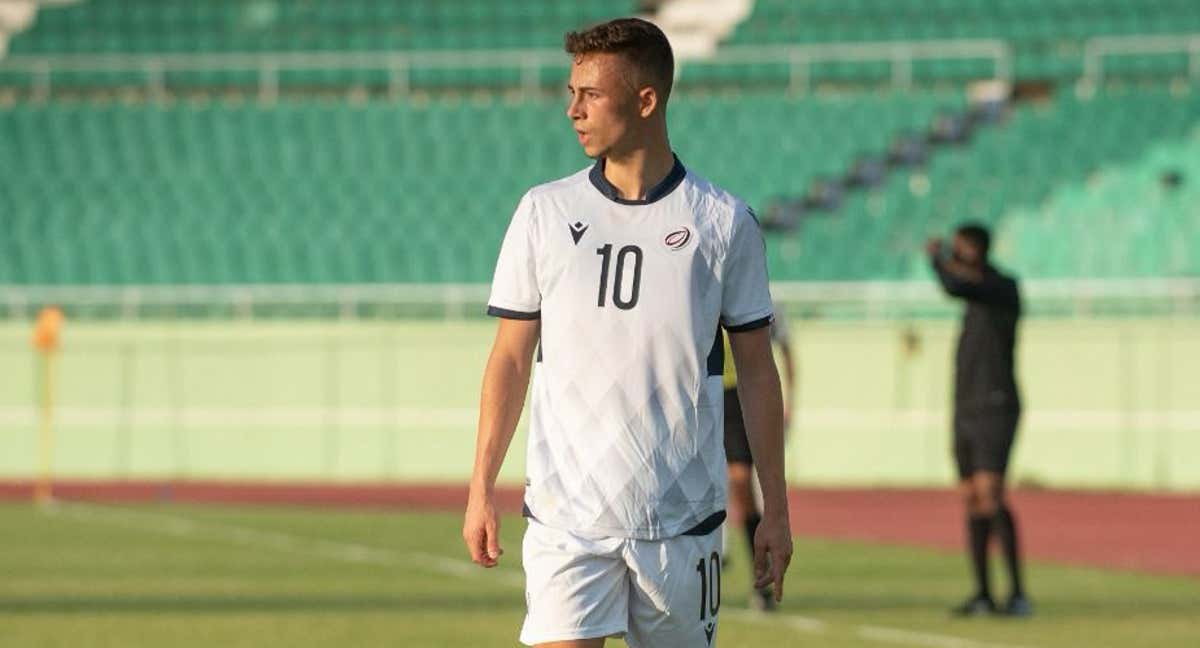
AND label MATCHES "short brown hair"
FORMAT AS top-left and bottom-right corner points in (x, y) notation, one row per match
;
(564, 17), (674, 105)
